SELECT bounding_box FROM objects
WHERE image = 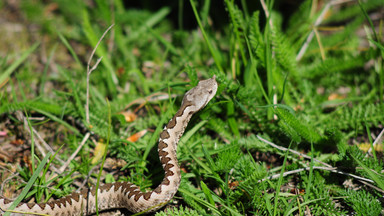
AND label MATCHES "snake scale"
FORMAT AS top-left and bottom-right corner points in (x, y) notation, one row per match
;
(0, 76), (218, 216)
